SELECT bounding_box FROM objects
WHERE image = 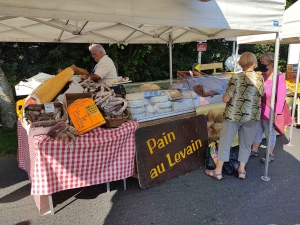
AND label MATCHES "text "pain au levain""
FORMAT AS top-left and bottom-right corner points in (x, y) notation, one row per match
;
(146, 131), (202, 179)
